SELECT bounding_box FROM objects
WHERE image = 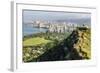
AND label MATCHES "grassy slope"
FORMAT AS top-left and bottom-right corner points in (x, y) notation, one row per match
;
(66, 27), (91, 59)
(23, 37), (52, 46)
